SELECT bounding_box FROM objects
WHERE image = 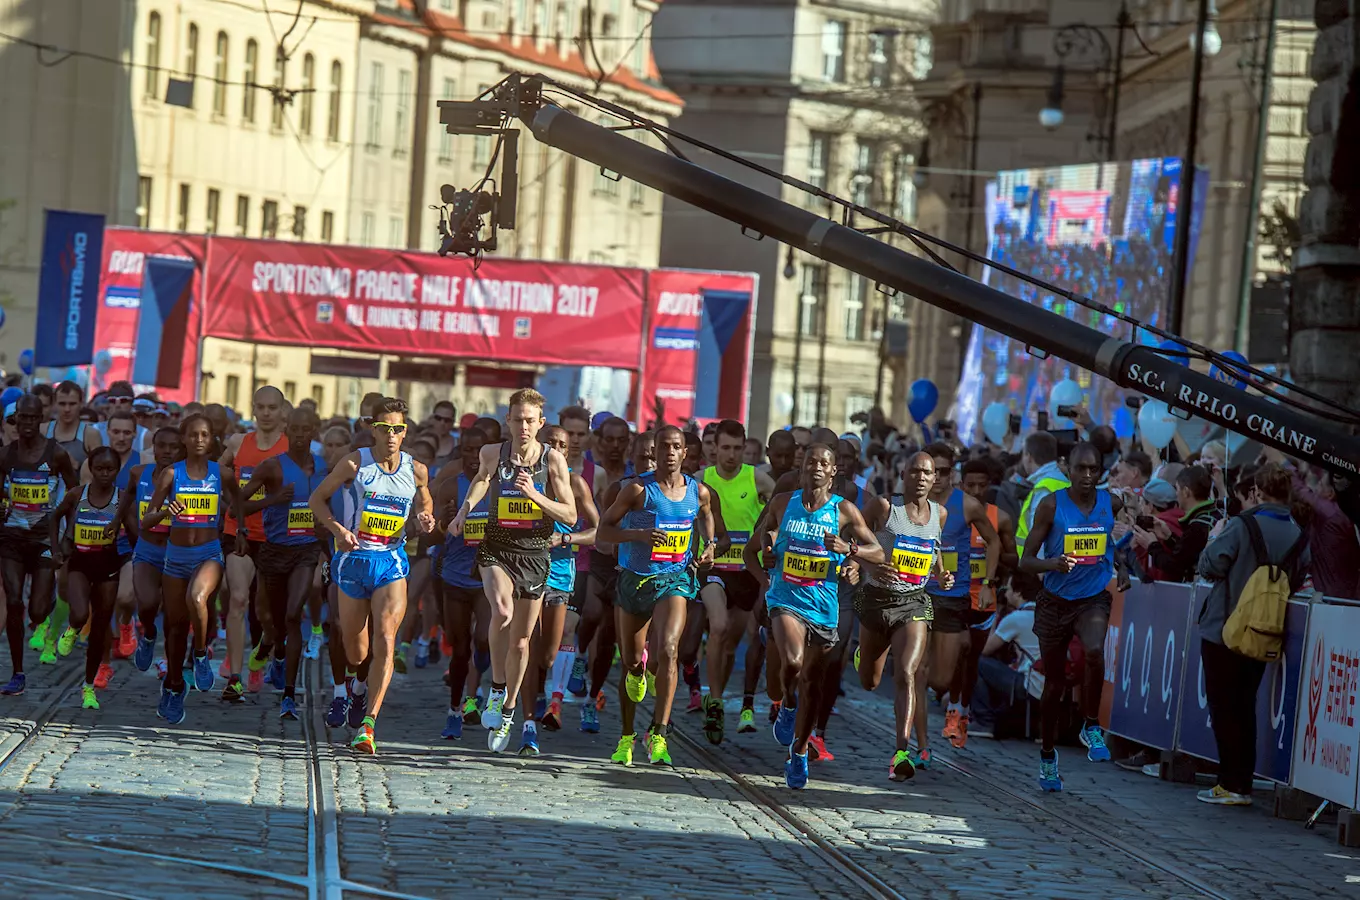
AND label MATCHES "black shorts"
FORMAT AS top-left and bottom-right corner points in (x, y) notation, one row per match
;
(1034, 589), (1112, 657)
(708, 569), (760, 613)
(769, 606), (839, 648)
(545, 589), (572, 607)
(857, 582), (932, 636)
(68, 550), (128, 585)
(257, 542), (323, 579)
(928, 594), (973, 634)
(0, 531), (54, 570)
(444, 584), (484, 606)
(569, 575), (587, 614)
(476, 545), (550, 601)
(585, 557), (618, 609)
